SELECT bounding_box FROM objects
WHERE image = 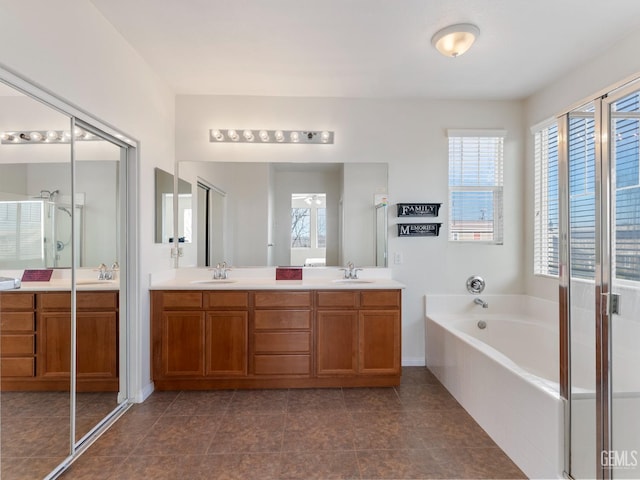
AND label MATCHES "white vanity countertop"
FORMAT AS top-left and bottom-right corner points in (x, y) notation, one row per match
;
(149, 267), (405, 290)
(0, 269), (120, 292)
